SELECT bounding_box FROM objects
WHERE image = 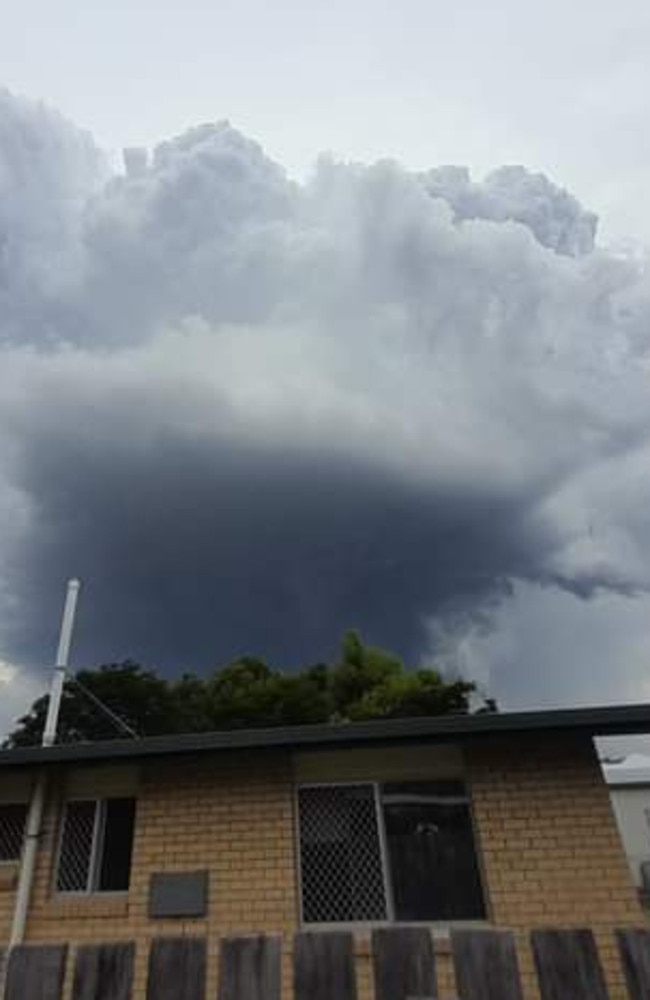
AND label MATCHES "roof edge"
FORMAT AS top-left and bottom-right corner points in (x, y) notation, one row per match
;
(0, 702), (649, 769)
